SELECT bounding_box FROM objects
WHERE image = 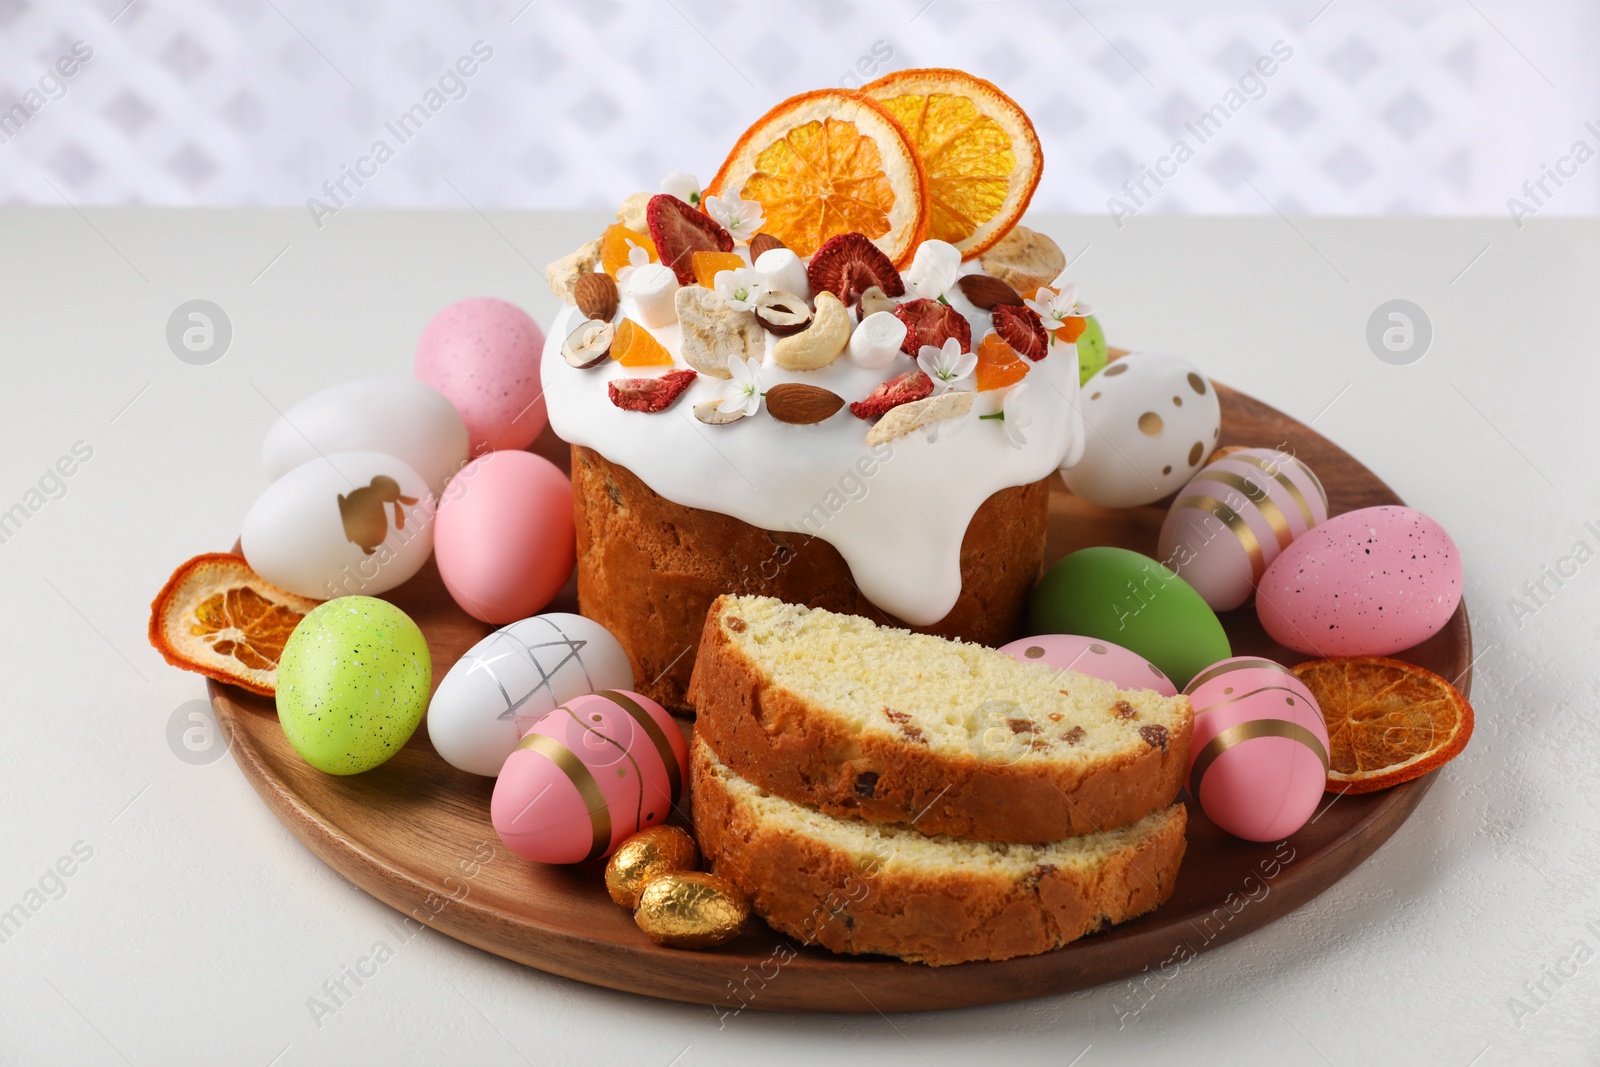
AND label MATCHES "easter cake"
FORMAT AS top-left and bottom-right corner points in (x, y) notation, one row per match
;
(542, 71), (1095, 712)
(688, 595), (1193, 842)
(692, 739), (1188, 966)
